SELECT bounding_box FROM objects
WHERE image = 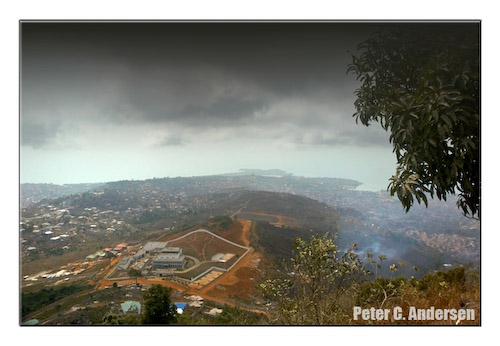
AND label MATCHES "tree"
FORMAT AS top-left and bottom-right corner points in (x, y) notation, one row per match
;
(102, 313), (142, 325)
(142, 284), (177, 324)
(259, 234), (367, 325)
(347, 24), (479, 218)
(128, 268), (142, 277)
